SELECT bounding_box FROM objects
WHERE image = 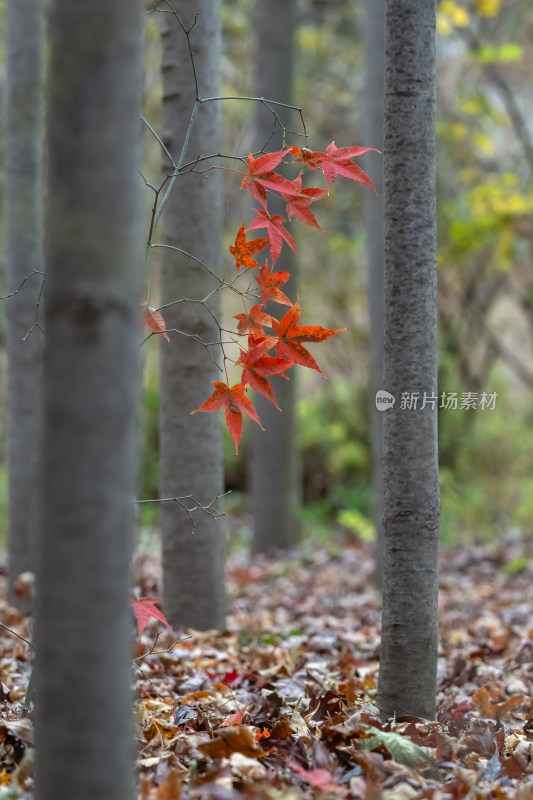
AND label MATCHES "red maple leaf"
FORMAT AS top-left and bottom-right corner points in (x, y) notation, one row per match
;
(220, 669), (242, 688)
(288, 141), (378, 190)
(143, 304), (170, 342)
(234, 304), (275, 336)
(271, 299), (345, 375)
(191, 381), (263, 454)
(229, 222), (269, 270)
(131, 597), (171, 635)
(237, 345), (292, 409)
(255, 263), (293, 307)
(240, 151), (298, 208)
(289, 762), (341, 790)
(247, 208), (296, 264)
(246, 332), (278, 353)
(279, 174), (328, 230)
